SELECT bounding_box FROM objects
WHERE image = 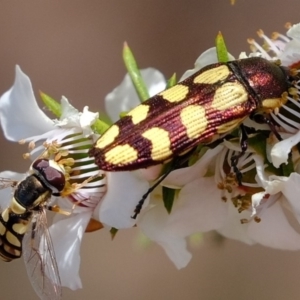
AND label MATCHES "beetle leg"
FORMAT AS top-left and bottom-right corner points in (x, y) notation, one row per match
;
(230, 124), (248, 185)
(131, 169), (173, 219)
(131, 152), (193, 219)
(251, 114), (282, 141)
